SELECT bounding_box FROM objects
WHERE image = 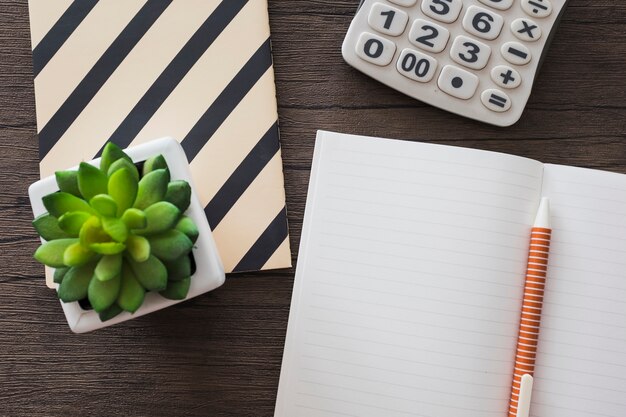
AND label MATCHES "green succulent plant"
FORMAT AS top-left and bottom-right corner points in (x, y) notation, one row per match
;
(32, 143), (199, 322)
